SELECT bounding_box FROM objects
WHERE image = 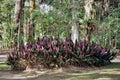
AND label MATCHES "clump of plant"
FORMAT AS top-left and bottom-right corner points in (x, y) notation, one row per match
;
(7, 37), (116, 70)
(7, 51), (28, 70)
